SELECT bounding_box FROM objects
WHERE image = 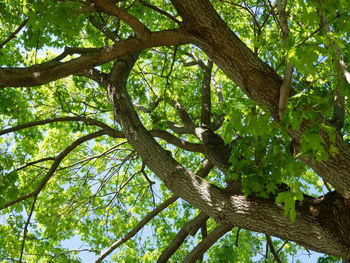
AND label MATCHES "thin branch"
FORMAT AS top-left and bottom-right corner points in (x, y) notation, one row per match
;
(277, 0), (293, 120)
(95, 159), (212, 263)
(0, 18), (29, 49)
(199, 221), (208, 262)
(134, 96), (163, 113)
(182, 224), (233, 263)
(137, 0), (180, 24)
(92, 0), (150, 37)
(157, 213), (209, 263)
(1, 130), (108, 211)
(277, 240), (288, 253)
(235, 227), (241, 247)
(0, 116), (122, 138)
(16, 157), (56, 171)
(88, 15), (119, 42)
(19, 195), (37, 263)
(266, 235), (283, 263)
(95, 195), (178, 263)
(150, 129), (205, 153)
